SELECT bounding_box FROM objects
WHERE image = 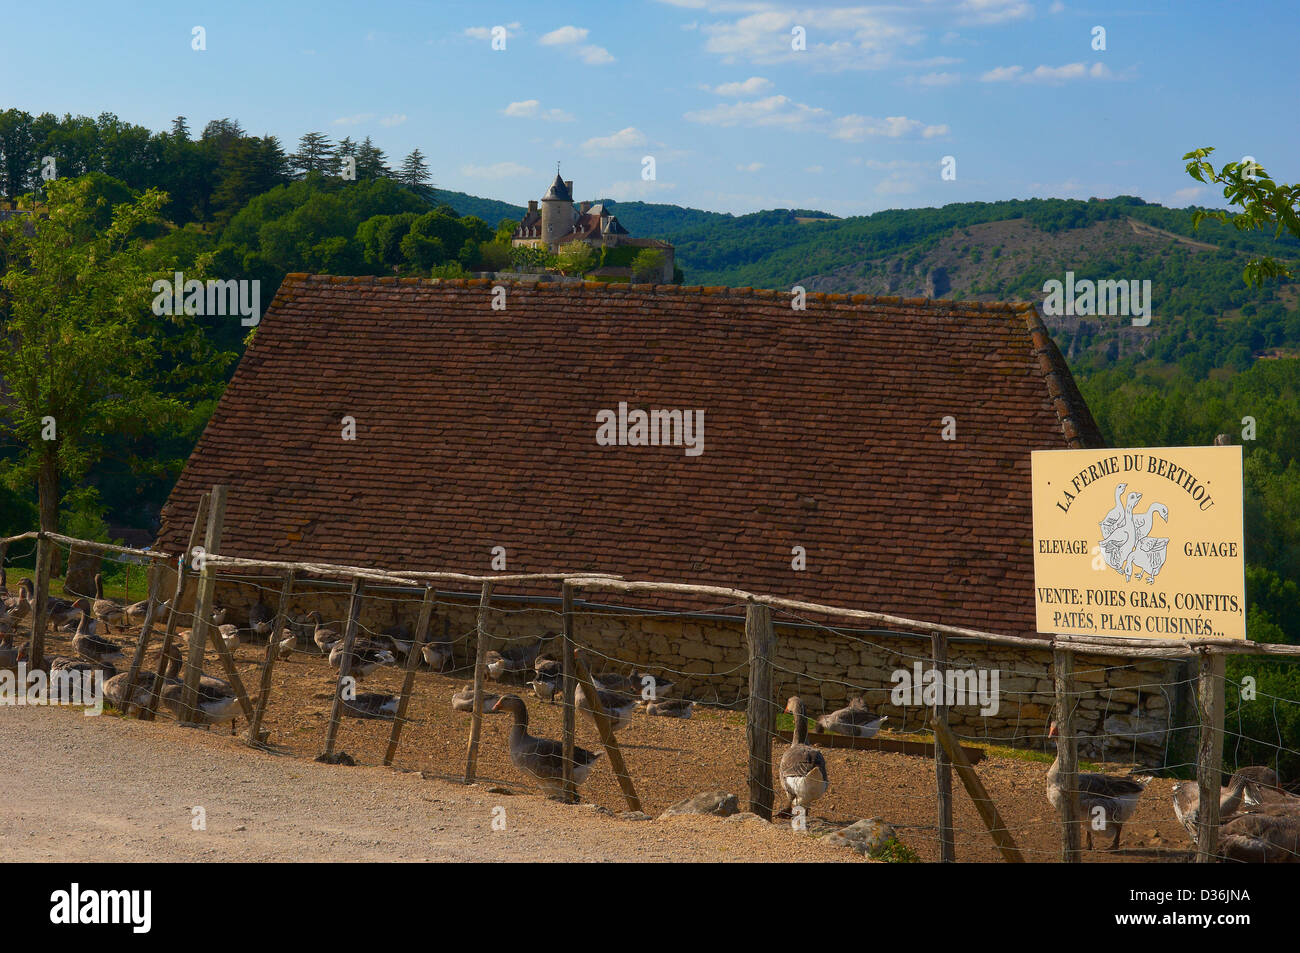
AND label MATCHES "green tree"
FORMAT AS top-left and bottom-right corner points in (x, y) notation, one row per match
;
(557, 241), (596, 275)
(397, 149), (433, 198)
(291, 132), (336, 177)
(630, 247), (667, 282)
(0, 177), (194, 600)
(1184, 147), (1300, 285)
(355, 137), (390, 180)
